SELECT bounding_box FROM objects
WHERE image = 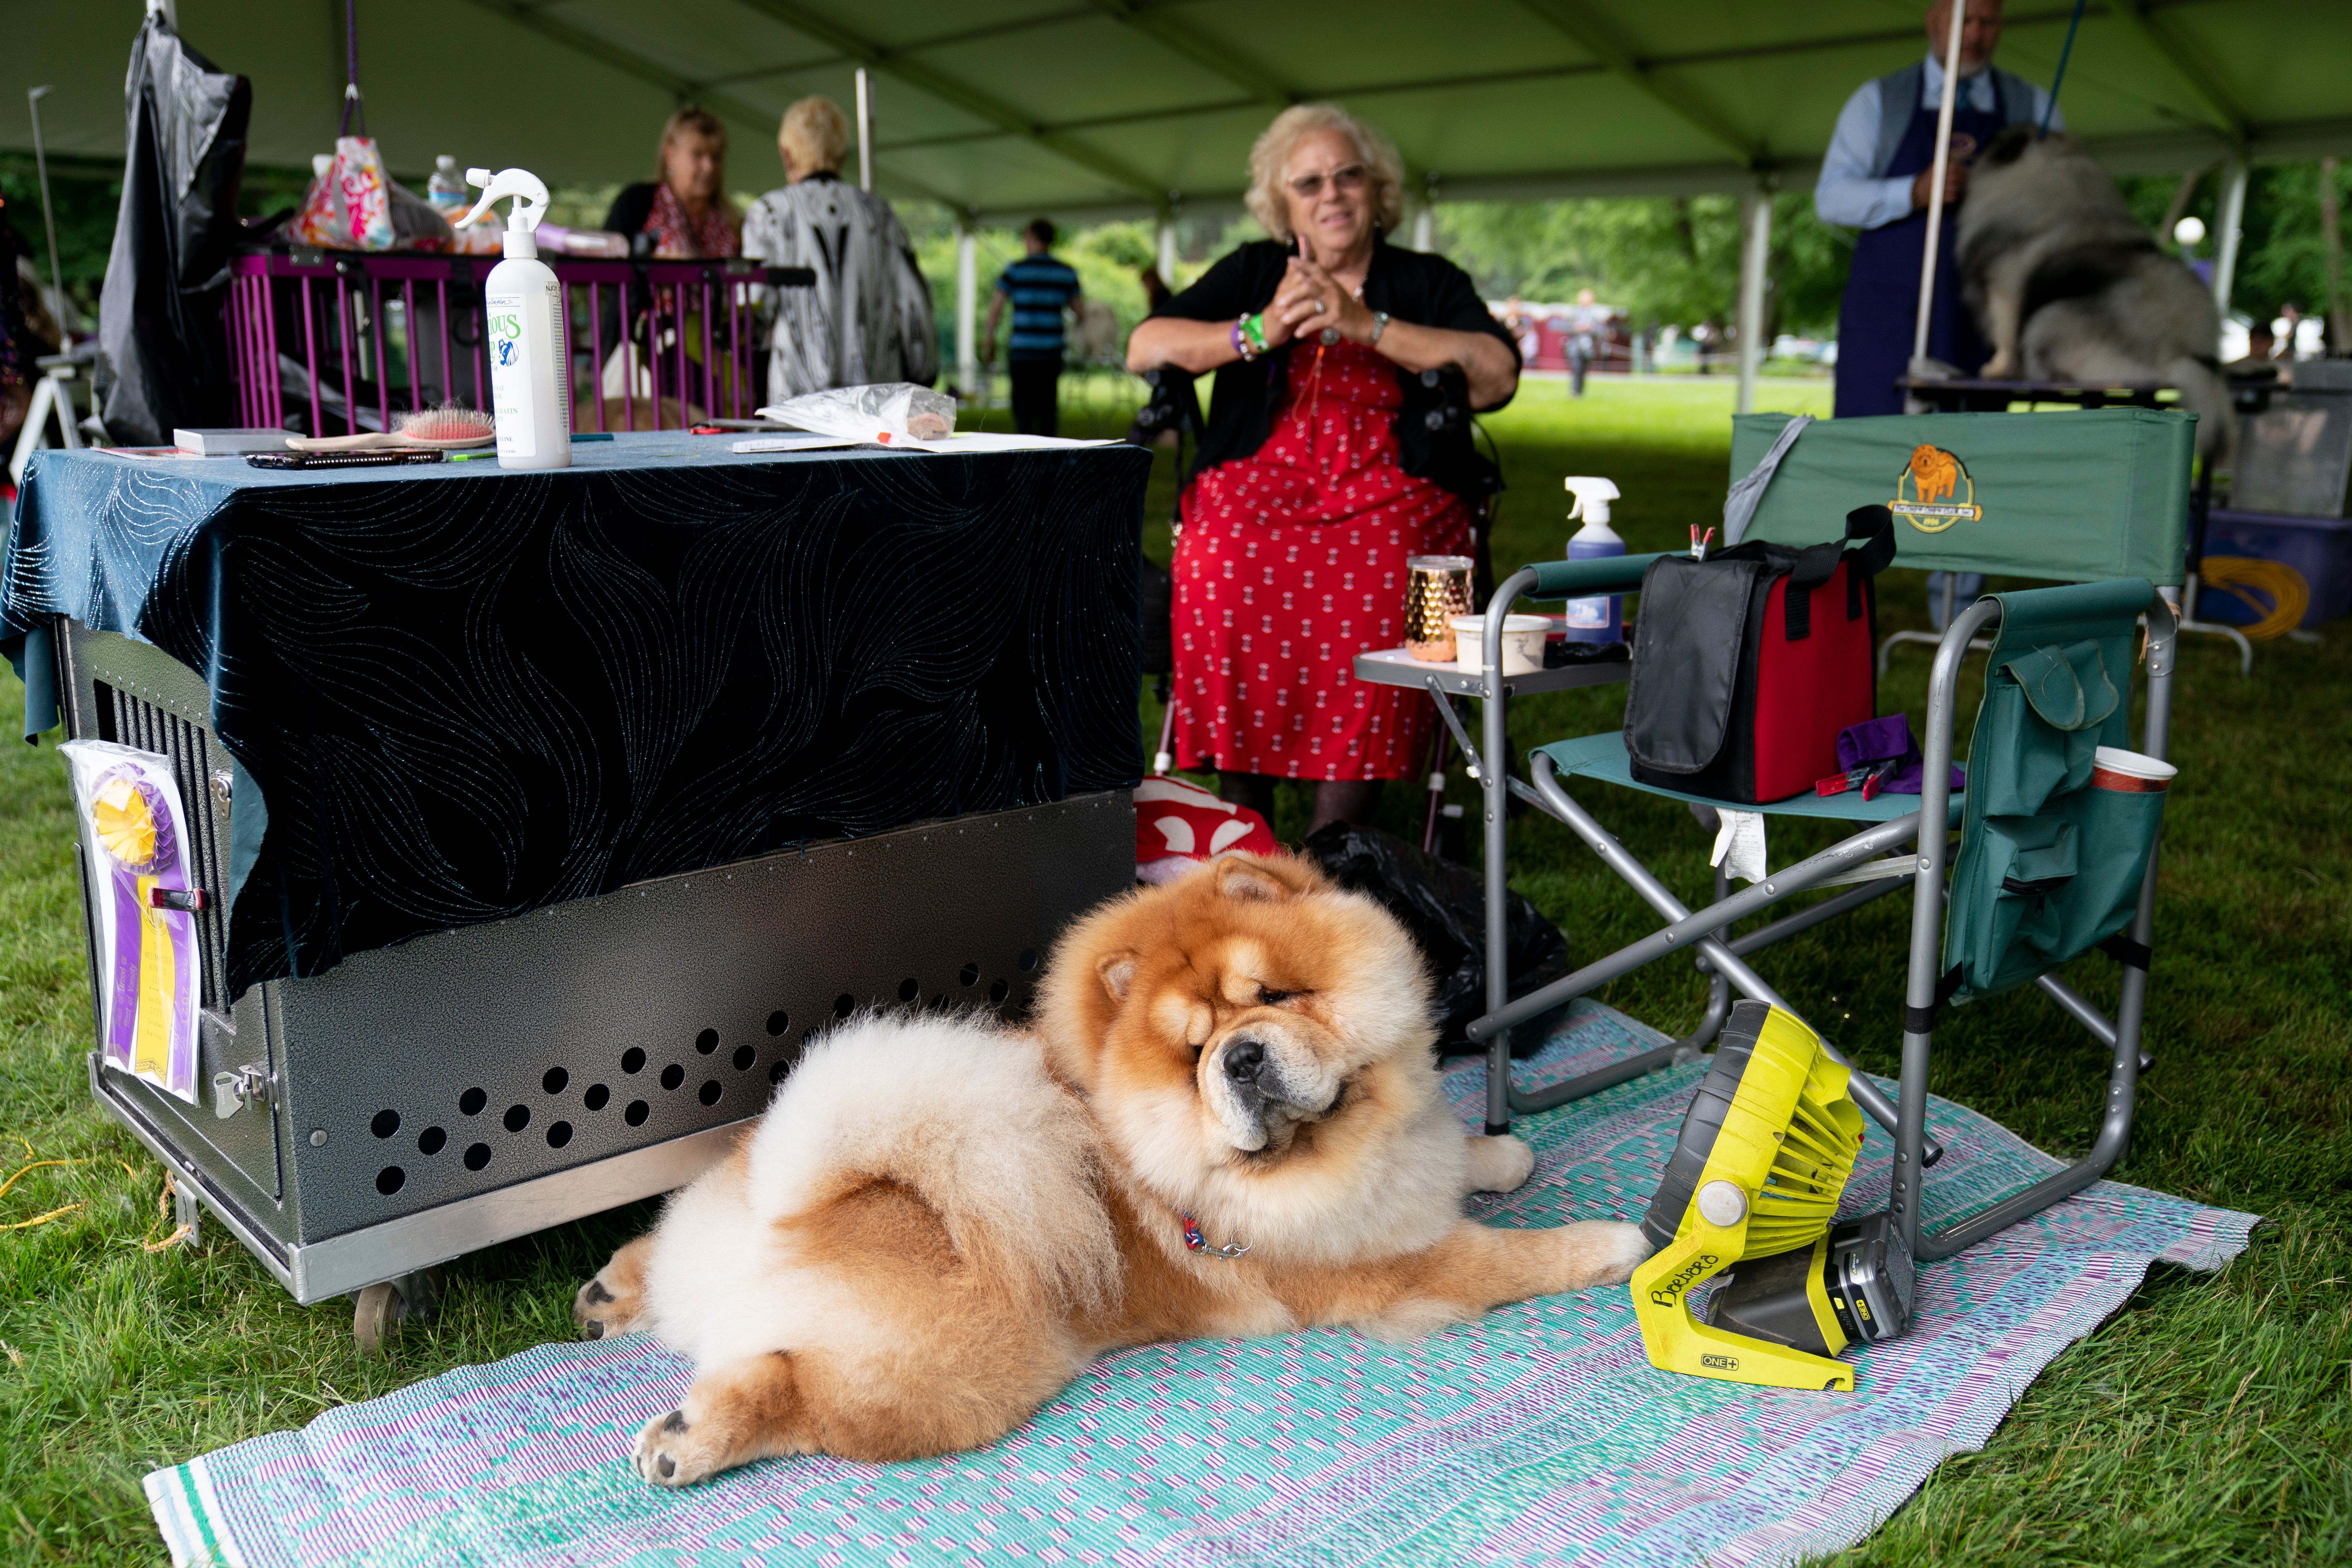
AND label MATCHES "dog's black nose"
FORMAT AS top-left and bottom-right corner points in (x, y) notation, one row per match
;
(1223, 1040), (1265, 1084)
